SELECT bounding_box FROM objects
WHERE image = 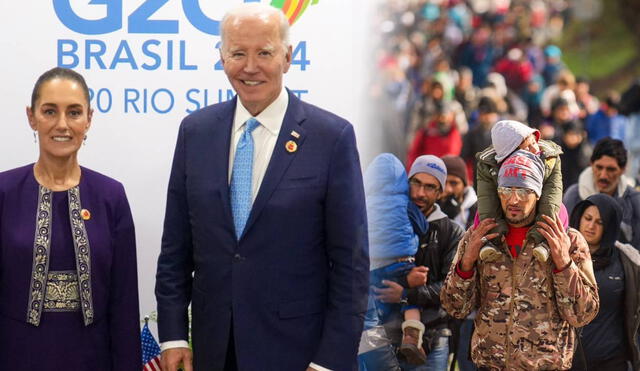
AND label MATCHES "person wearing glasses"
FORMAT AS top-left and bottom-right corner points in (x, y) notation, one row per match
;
(475, 120), (563, 264)
(375, 154), (464, 370)
(441, 149), (599, 370)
